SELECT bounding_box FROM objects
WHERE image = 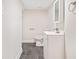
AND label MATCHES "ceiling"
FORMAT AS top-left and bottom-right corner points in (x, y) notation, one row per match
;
(21, 0), (54, 10)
